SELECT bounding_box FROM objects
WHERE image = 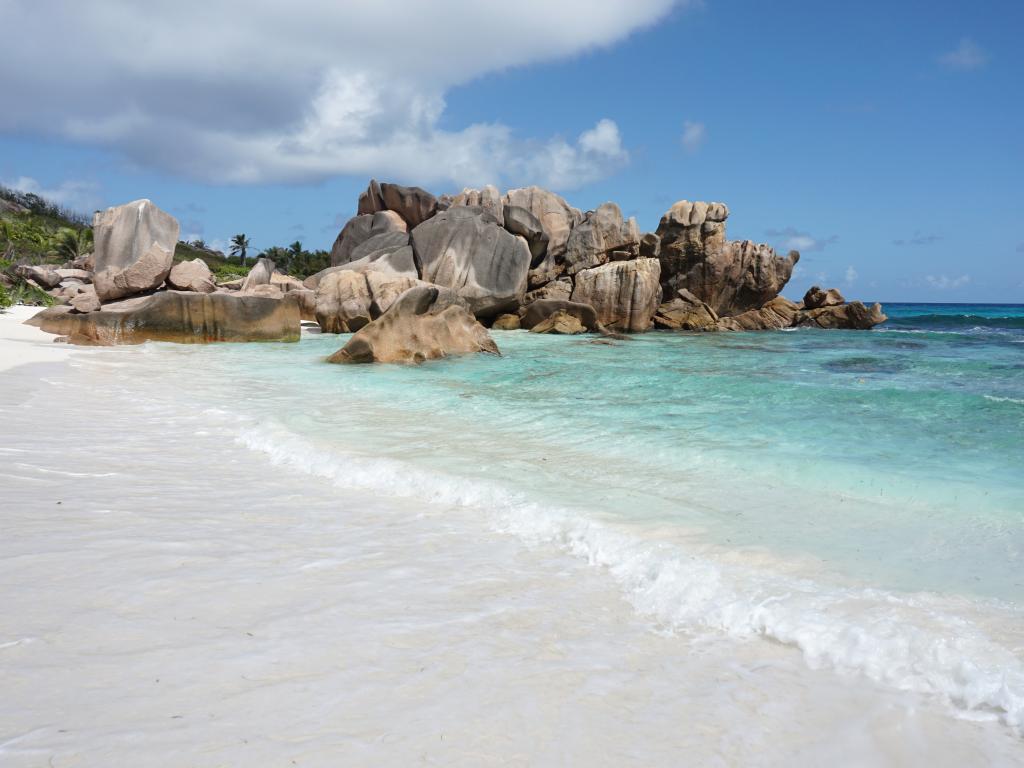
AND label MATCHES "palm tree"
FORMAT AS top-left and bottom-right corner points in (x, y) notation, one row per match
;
(53, 227), (93, 261)
(230, 233), (251, 265)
